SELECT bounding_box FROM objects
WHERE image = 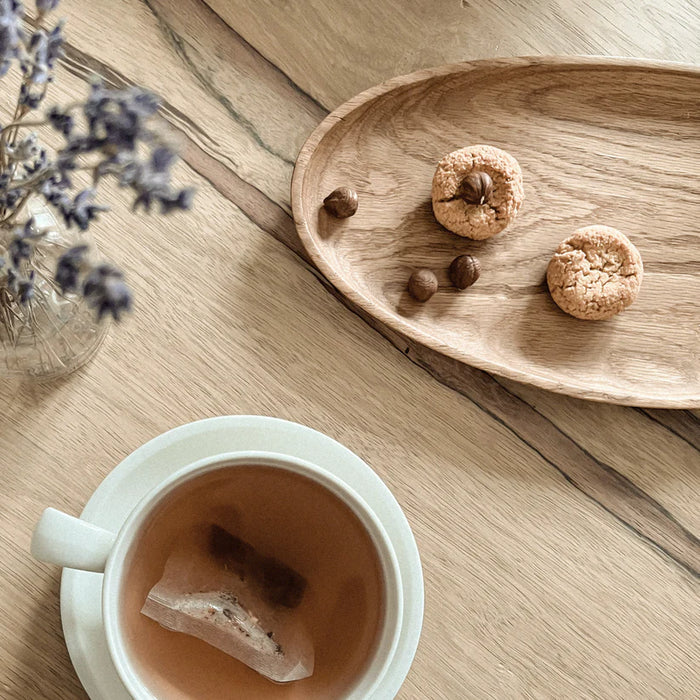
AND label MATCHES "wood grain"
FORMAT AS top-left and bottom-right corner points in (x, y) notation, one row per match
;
(293, 57), (700, 408)
(1, 1), (699, 699)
